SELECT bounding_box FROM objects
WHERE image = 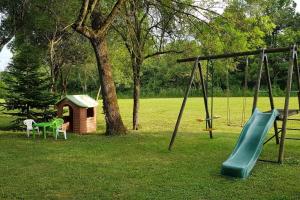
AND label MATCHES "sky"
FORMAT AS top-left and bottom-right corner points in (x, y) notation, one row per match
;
(0, 0), (300, 71)
(0, 40), (13, 71)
